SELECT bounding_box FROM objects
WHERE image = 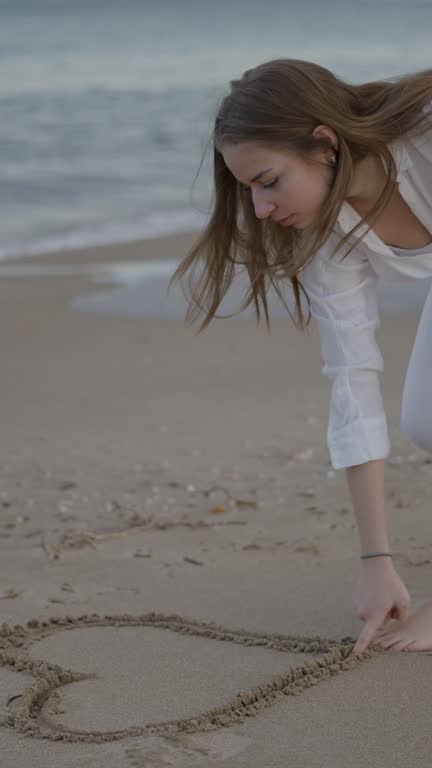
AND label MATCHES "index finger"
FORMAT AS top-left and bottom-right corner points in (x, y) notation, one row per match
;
(351, 619), (383, 655)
